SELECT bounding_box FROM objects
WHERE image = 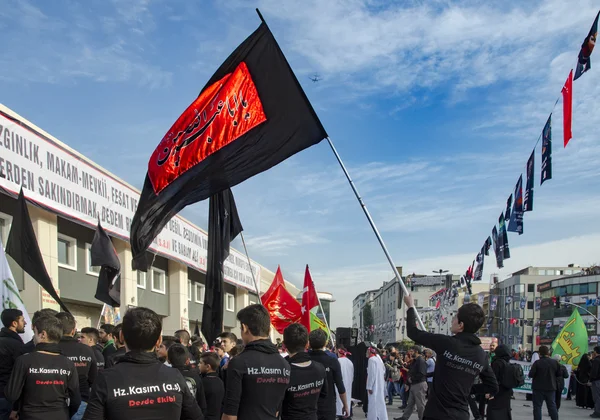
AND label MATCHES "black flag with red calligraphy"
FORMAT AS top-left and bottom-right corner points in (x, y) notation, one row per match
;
(131, 22), (328, 270)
